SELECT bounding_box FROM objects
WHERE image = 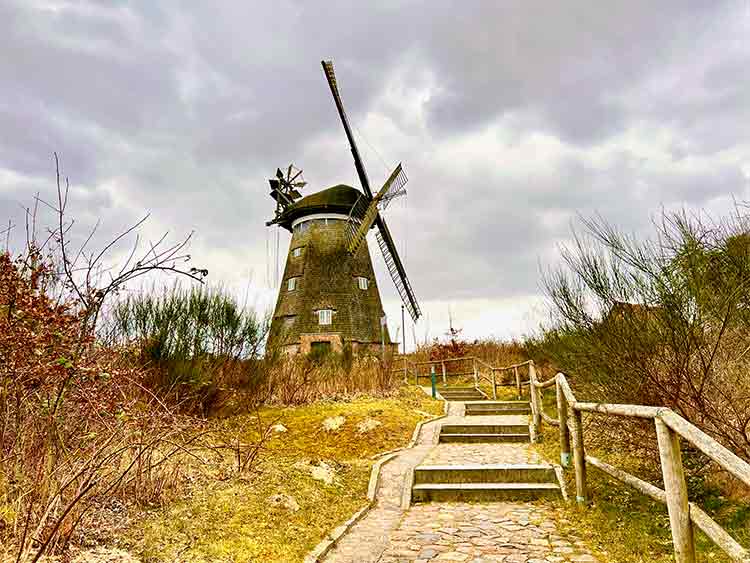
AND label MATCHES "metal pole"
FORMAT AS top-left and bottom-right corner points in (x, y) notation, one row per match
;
(431, 365), (437, 399)
(380, 315), (385, 362)
(401, 304), (405, 355)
